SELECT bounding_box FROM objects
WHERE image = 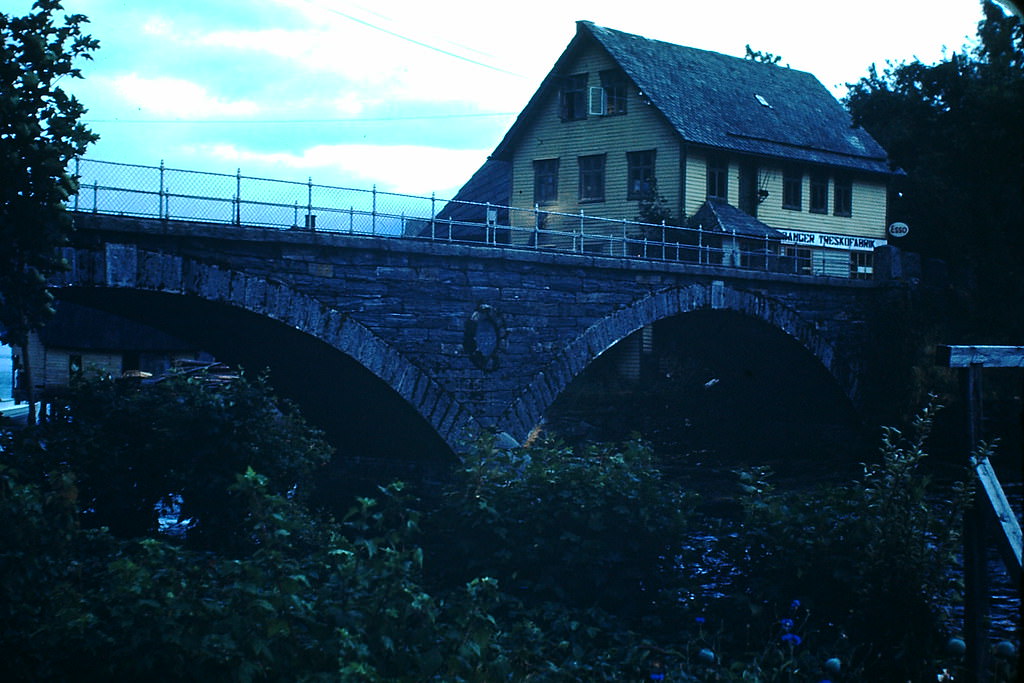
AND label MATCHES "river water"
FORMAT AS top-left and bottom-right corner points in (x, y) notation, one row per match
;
(976, 481), (1021, 645)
